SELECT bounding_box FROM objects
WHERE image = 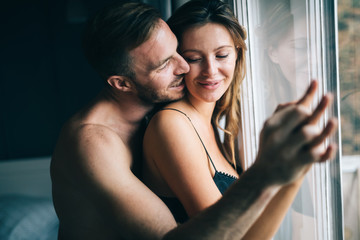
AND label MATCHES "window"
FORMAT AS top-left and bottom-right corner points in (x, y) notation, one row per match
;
(233, 0), (344, 239)
(338, 0), (360, 239)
